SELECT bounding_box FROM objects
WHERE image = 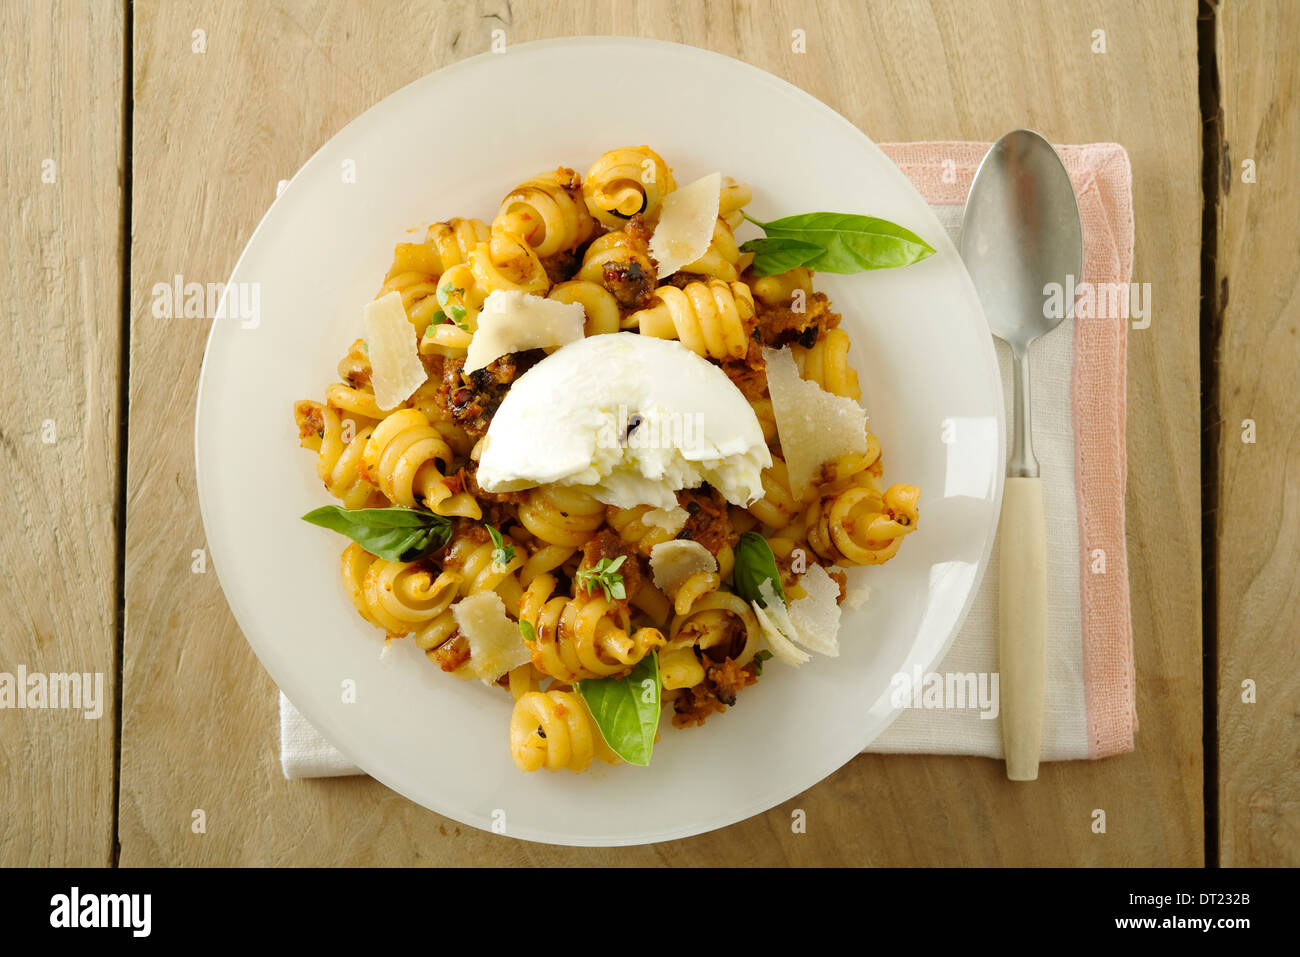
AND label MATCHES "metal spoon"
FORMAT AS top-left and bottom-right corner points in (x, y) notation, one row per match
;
(960, 130), (1083, 781)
